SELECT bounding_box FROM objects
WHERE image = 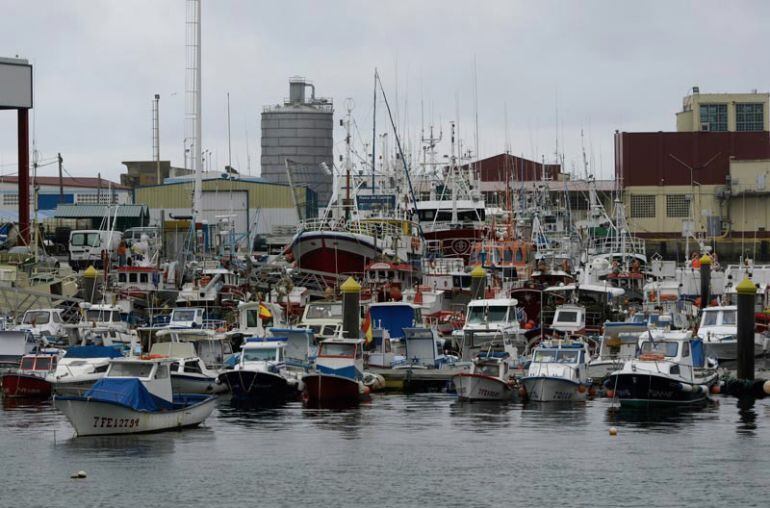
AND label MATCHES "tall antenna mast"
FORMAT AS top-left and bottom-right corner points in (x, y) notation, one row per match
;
(153, 94), (160, 184)
(226, 92), (232, 170)
(371, 68), (377, 194)
(186, 0), (203, 221)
